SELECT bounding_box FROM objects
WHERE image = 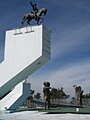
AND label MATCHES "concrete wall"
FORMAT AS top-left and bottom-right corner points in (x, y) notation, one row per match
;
(0, 25), (51, 98)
